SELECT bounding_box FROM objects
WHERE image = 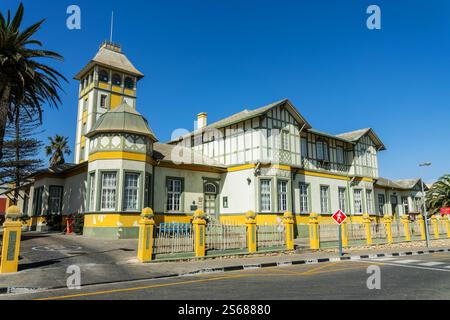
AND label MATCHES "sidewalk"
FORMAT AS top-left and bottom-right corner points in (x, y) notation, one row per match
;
(0, 232), (450, 292)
